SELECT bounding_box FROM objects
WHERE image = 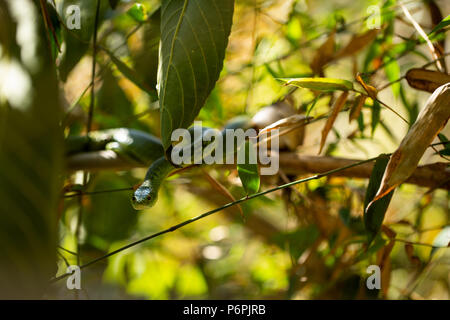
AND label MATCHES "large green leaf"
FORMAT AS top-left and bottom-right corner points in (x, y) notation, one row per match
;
(0, 0), (63, 298)
(363, 155), (394, 244)
(132, 8), (161, 98)
(159, 0), (235, 150)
